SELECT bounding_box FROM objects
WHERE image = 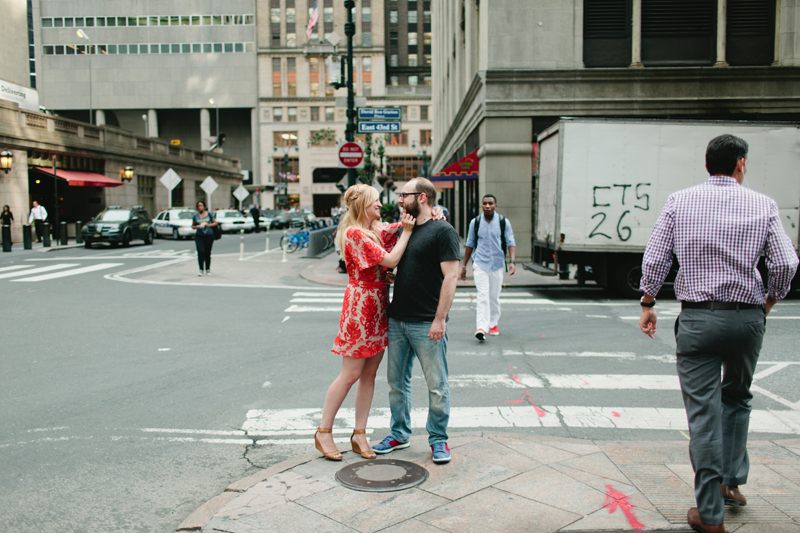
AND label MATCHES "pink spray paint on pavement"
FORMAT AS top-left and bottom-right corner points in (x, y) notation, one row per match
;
(603, 485), (645, 530)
